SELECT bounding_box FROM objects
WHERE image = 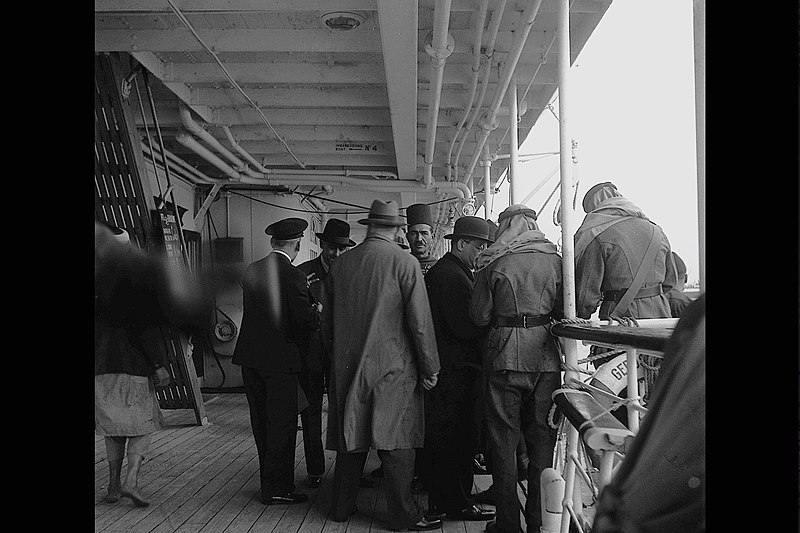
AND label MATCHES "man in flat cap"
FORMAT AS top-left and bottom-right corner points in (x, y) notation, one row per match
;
(232, 217), (321, 505)
(422, 216), (495, 522)
(469, 205), (564, 533)
(405, 203), (439, 276)
(322, 199), (442, 531)
(296, 219), (355, 489)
